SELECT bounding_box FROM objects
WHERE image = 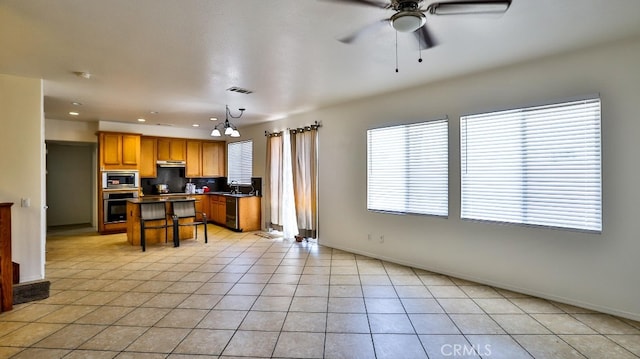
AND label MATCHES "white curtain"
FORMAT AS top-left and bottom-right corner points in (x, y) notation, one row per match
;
(266, 135), (283, 227)
(281, 130), (299, 239)
(292, 128), (318, 238)
(266, 126), (318, 240)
